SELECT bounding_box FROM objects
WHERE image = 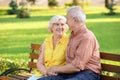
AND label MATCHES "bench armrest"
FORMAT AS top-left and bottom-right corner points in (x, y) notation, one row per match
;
(0, 67), (30, 76)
